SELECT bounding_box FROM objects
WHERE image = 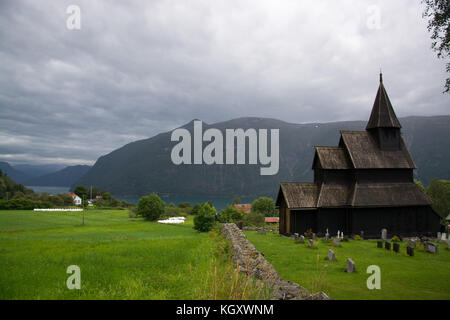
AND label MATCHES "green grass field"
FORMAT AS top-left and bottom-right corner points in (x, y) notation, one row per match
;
(244, 230), (450, 300)
(0, 209), (268, 300)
